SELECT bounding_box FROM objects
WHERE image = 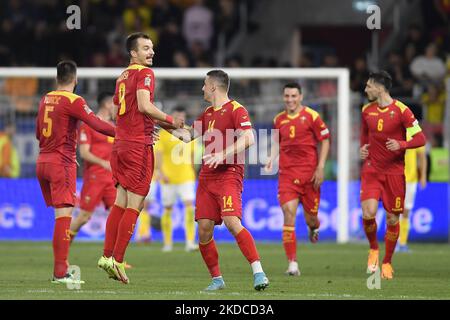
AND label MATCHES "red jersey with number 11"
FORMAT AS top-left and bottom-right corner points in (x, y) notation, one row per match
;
(113, 63), (156, 145)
